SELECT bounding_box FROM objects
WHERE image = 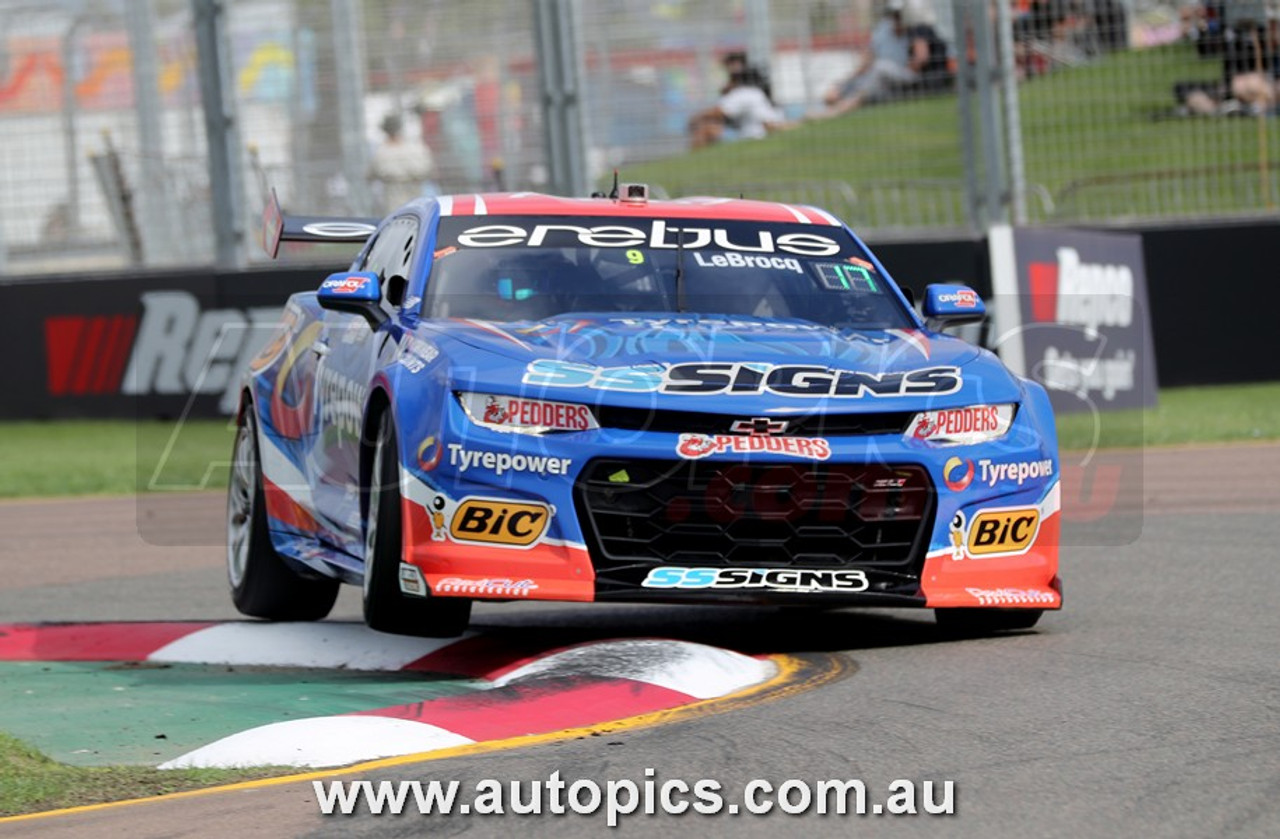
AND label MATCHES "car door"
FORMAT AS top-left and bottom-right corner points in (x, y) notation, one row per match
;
(311, 215), (421, 554)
